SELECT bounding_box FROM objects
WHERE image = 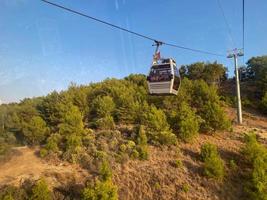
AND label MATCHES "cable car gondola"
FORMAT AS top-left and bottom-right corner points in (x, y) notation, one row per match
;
(147, 41), (181, 95)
